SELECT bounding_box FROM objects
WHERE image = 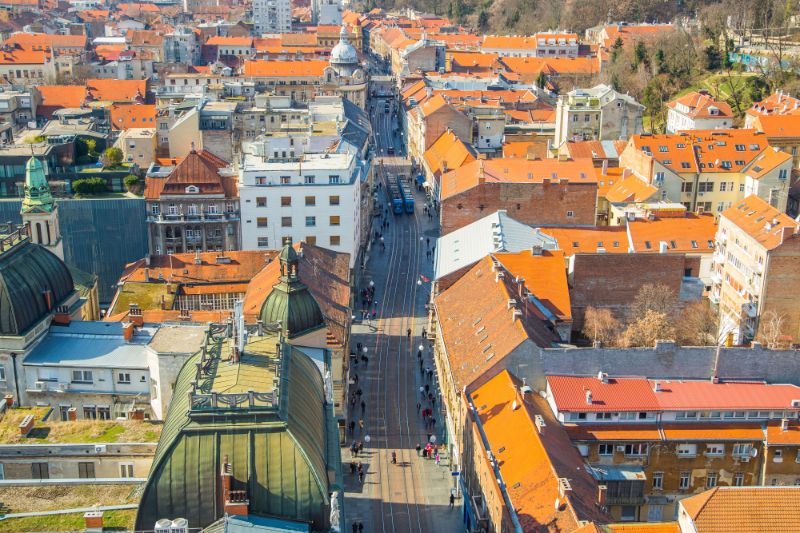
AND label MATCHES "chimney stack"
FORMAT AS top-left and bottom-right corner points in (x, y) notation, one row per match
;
(653, 381), (661, 392)
(129, 304), (144, 327)
(781, 418), (790, 431)
(221, 455), (249, 516)
(67, 407), (78, 422)
(123, 322), (135, 342)
(585, 390), (593, 405)
(19, 414), (35, 436)
(128, 408), (145, 421)
(4, 395), (13, 408)
(84, 511), (104, 532)
(601, 159), (608, 176)
(597, 485), (607, 507)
